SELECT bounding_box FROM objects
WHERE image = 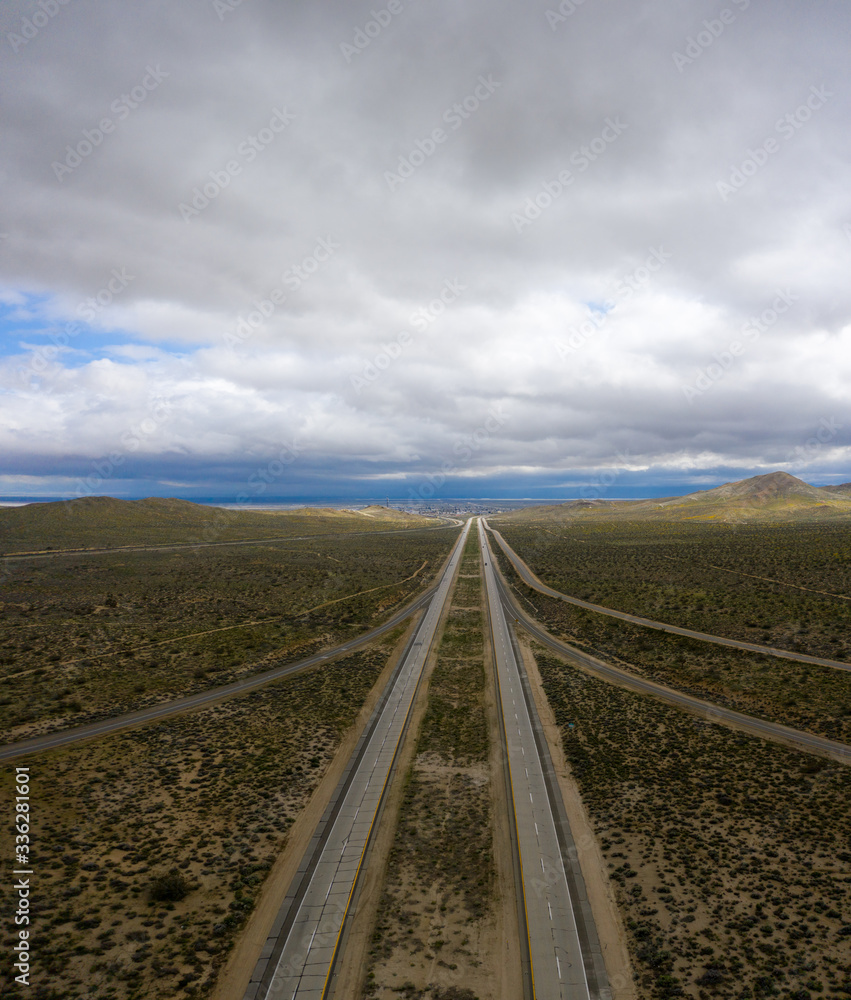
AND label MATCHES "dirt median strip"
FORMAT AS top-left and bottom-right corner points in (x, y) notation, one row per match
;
(346, 523), (521, 999)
